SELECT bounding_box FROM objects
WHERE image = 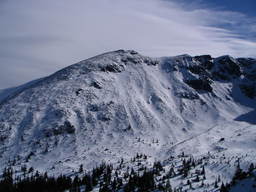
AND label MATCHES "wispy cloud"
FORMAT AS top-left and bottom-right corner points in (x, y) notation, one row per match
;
(0, 0), (255, 88)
